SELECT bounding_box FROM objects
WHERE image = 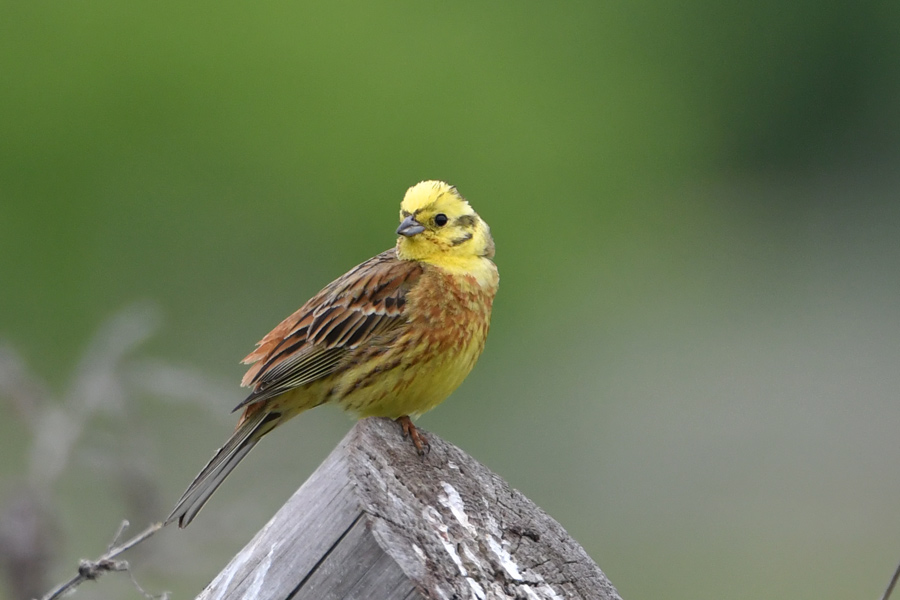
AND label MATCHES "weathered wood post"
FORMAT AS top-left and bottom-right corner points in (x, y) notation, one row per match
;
(198, 417), (622, 600)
